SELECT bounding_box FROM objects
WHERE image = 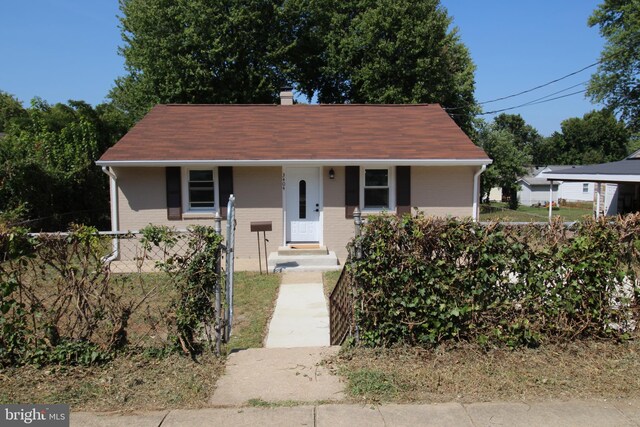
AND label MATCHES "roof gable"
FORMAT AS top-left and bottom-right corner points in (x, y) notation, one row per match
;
(98, 104), (489, 164)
